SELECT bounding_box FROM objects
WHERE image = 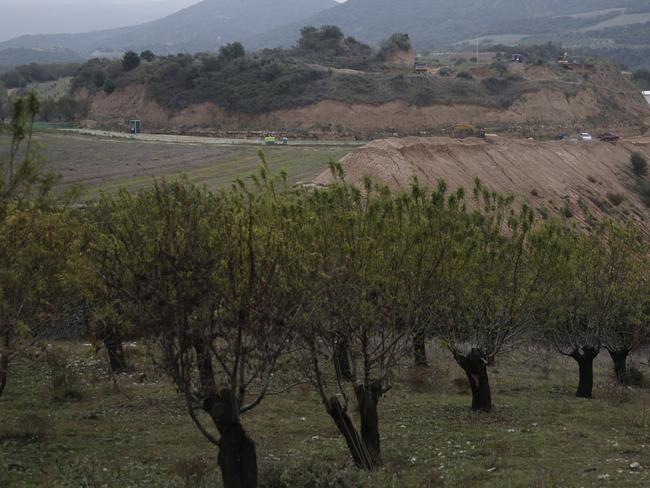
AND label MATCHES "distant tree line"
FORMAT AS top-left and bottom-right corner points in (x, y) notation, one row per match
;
(632, 69), (650, 90)
(0, 62), (81, 89)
